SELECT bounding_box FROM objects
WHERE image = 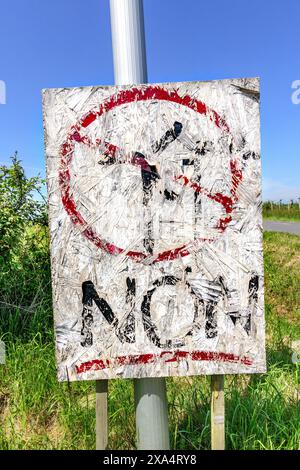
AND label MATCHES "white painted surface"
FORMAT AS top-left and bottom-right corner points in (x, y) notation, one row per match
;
(43, 77), (266, 381)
